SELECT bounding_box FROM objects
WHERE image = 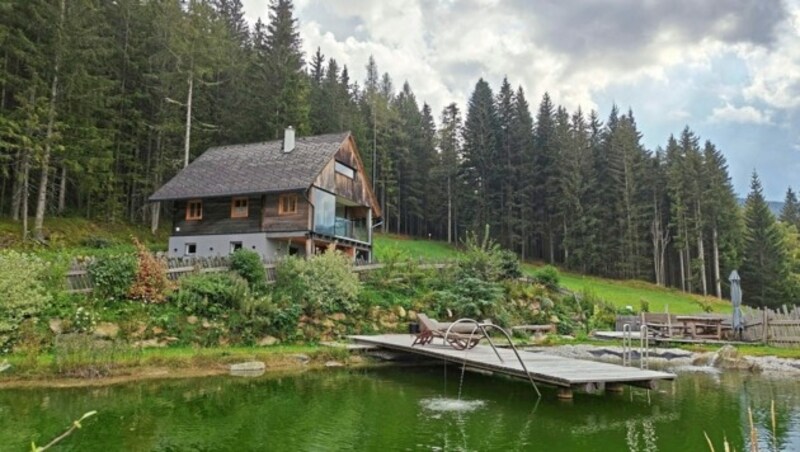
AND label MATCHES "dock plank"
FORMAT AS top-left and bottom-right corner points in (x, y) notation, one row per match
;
(350, 334), (675, 390)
